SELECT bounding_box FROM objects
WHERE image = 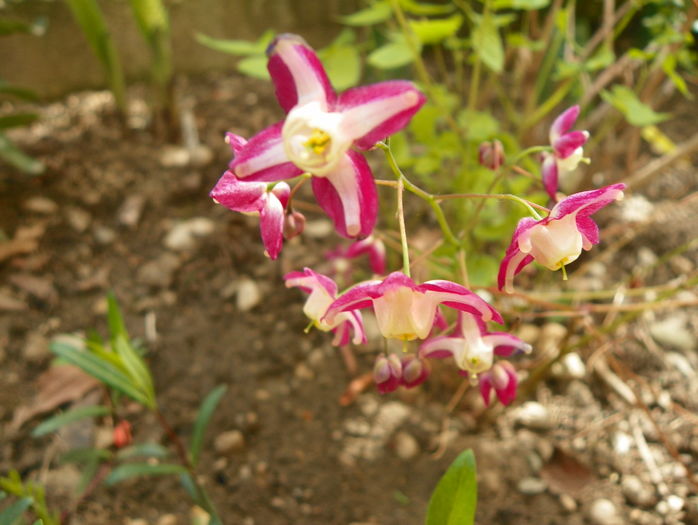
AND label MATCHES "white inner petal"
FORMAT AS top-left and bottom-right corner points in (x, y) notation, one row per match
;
(522, 214), (583, 270)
